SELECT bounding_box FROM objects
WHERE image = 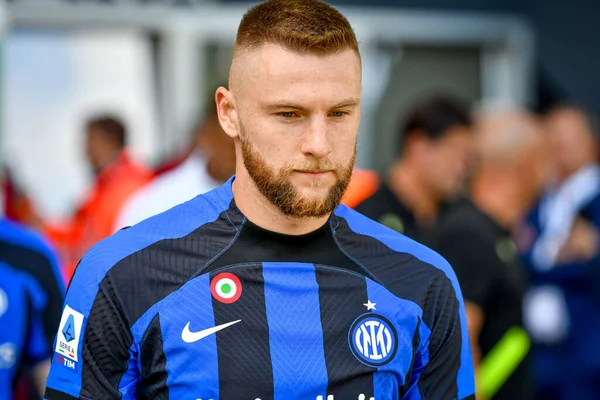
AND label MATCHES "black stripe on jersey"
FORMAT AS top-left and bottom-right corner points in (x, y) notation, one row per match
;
(79, 206), (241, 398)
(44, 388), (78, 400)
(399, 317), (421, 398)
(211, 264), (274, 400)
(334, 216), (461, 399)
(139, 314), (169, 400)
(315, 266), (375, 398)
(205, 216), (363, 275)
(0, 240), (64, 348)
